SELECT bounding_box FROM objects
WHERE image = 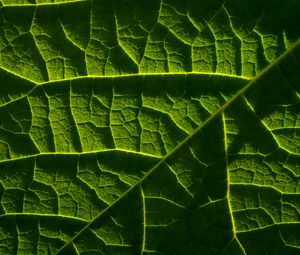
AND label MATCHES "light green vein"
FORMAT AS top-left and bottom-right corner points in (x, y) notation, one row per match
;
(0, 149), (162, 164)
(54, 33), (300, 255)
(0, 0), (88, 8)
(0, 212), (89, 223)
